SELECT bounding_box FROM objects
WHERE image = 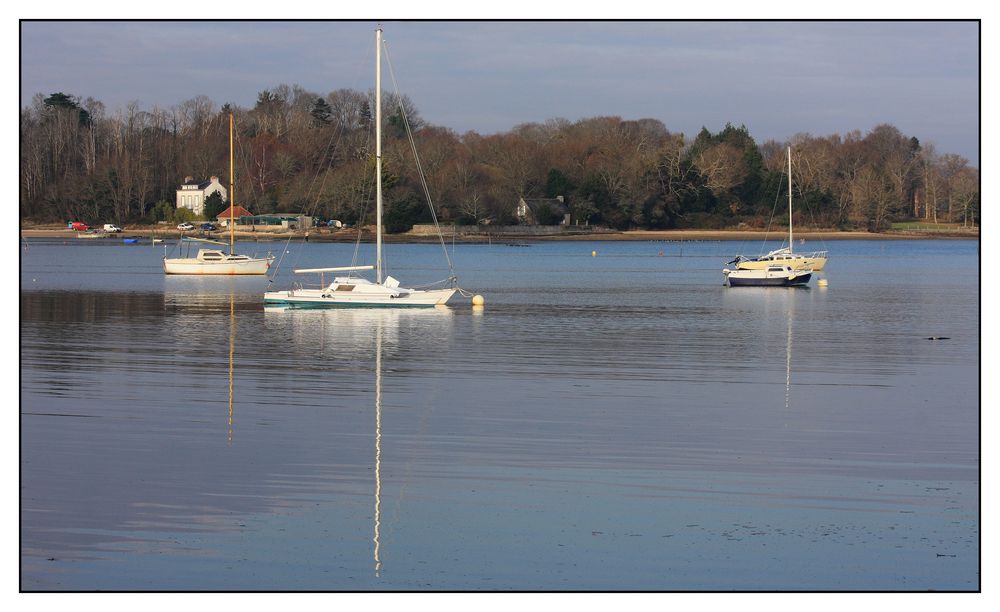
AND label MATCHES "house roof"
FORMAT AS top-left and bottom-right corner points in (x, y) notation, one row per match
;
(181, 177), (222, 189)
(217, 205), (253, 219)
(181, 178), (212, 188)
(519, 197), (569, 215)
